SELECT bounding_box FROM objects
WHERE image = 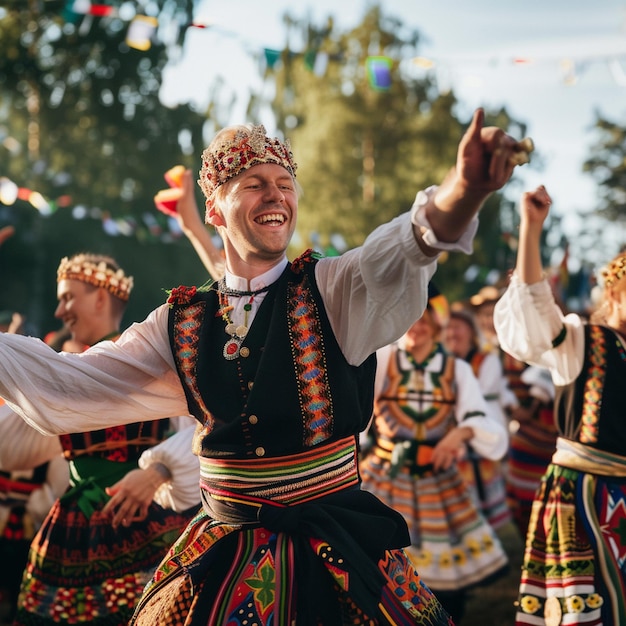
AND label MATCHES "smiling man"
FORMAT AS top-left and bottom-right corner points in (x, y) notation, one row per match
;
(0, 112), (531, 625)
